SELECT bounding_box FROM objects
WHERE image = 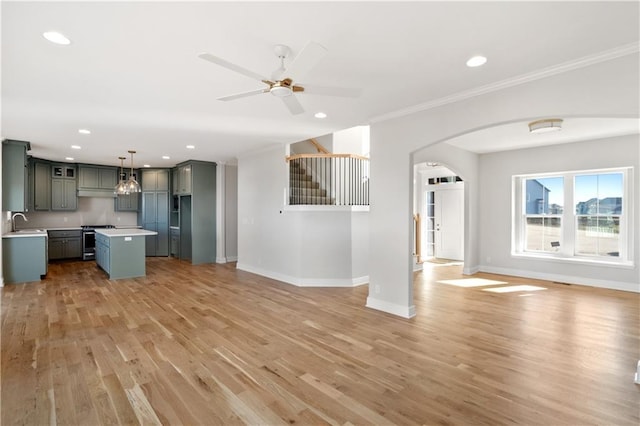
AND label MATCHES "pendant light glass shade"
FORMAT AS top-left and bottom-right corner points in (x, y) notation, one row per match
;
(125, 150), (142, 193)
(114, 156), (129, 195)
